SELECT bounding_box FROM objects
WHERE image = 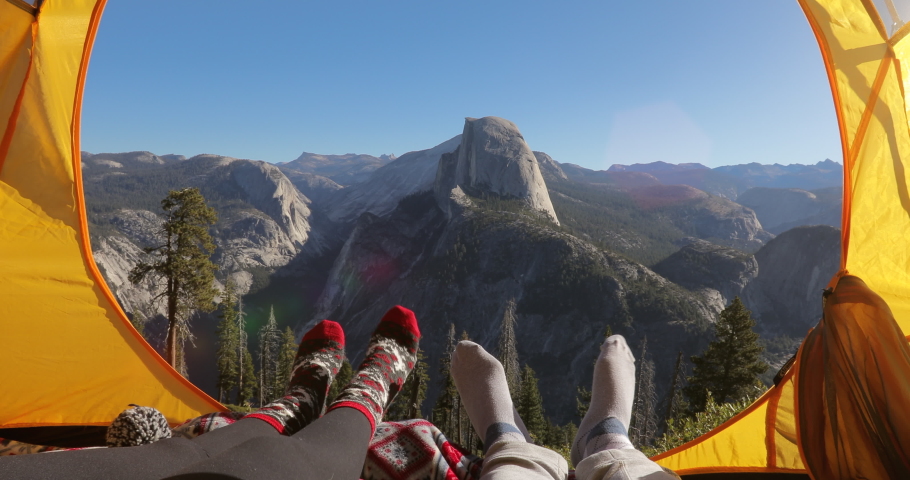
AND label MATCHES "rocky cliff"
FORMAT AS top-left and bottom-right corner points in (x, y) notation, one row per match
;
(85, 153), (324, 305)
(652, 239), (759, 312)
(742, 225), (841, 337)
(435, 117), (559, 224)
(325, 136), (461, 223)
